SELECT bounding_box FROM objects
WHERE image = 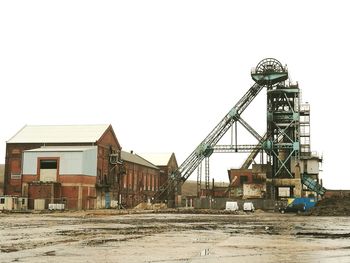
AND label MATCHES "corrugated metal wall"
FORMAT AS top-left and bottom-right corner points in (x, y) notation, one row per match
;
(23, 148), (97, 176)
(82, 148), (98, 176)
